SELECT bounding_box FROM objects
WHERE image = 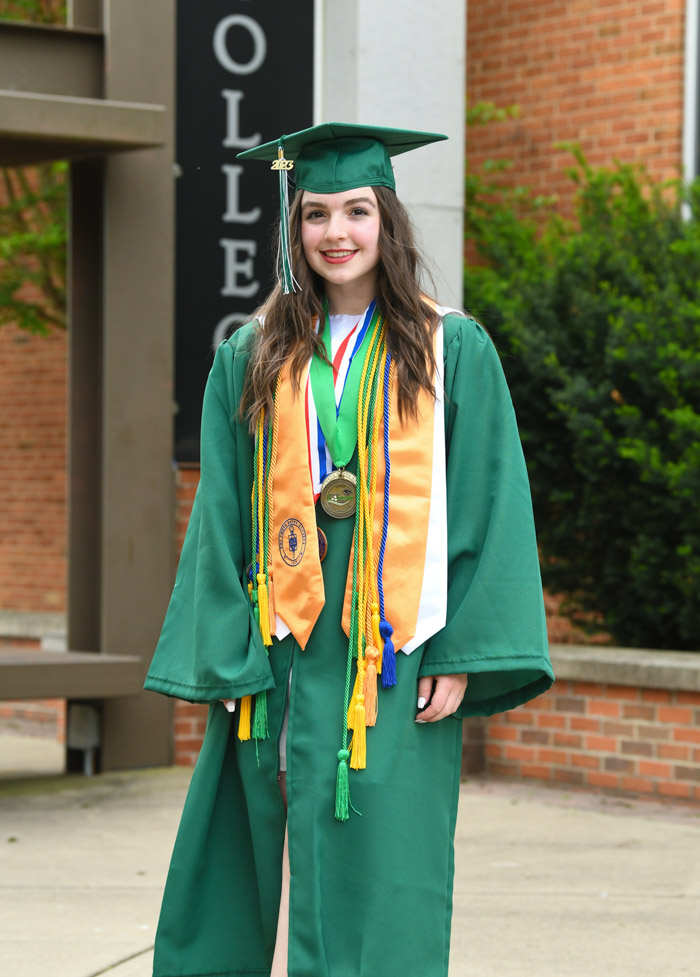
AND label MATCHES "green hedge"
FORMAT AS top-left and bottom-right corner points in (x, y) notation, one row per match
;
(465, 144), (700, 650)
